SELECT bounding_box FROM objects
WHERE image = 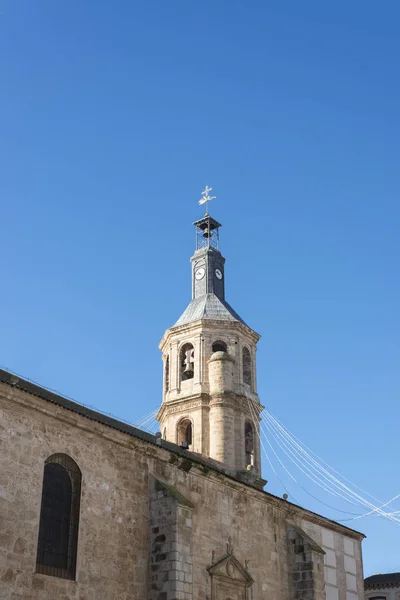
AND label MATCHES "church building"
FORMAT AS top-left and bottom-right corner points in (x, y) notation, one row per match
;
(0, 207), (365, 600)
